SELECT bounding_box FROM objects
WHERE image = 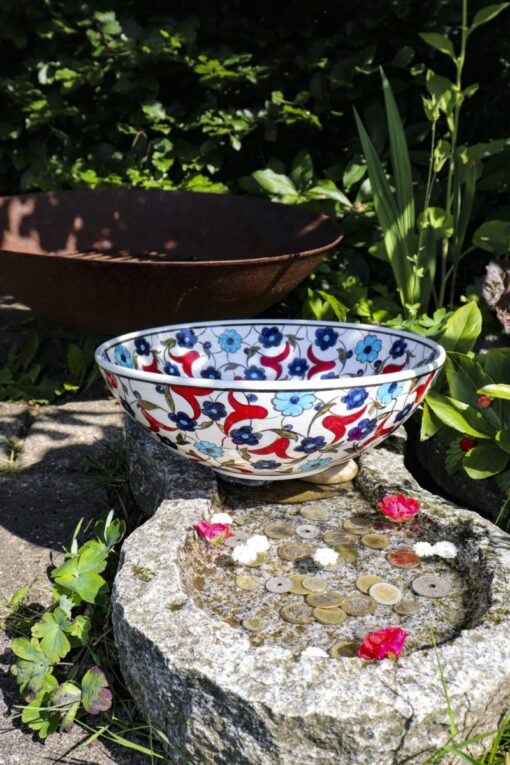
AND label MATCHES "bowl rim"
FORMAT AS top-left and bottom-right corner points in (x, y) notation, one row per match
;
(95, 319), (446, 391)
